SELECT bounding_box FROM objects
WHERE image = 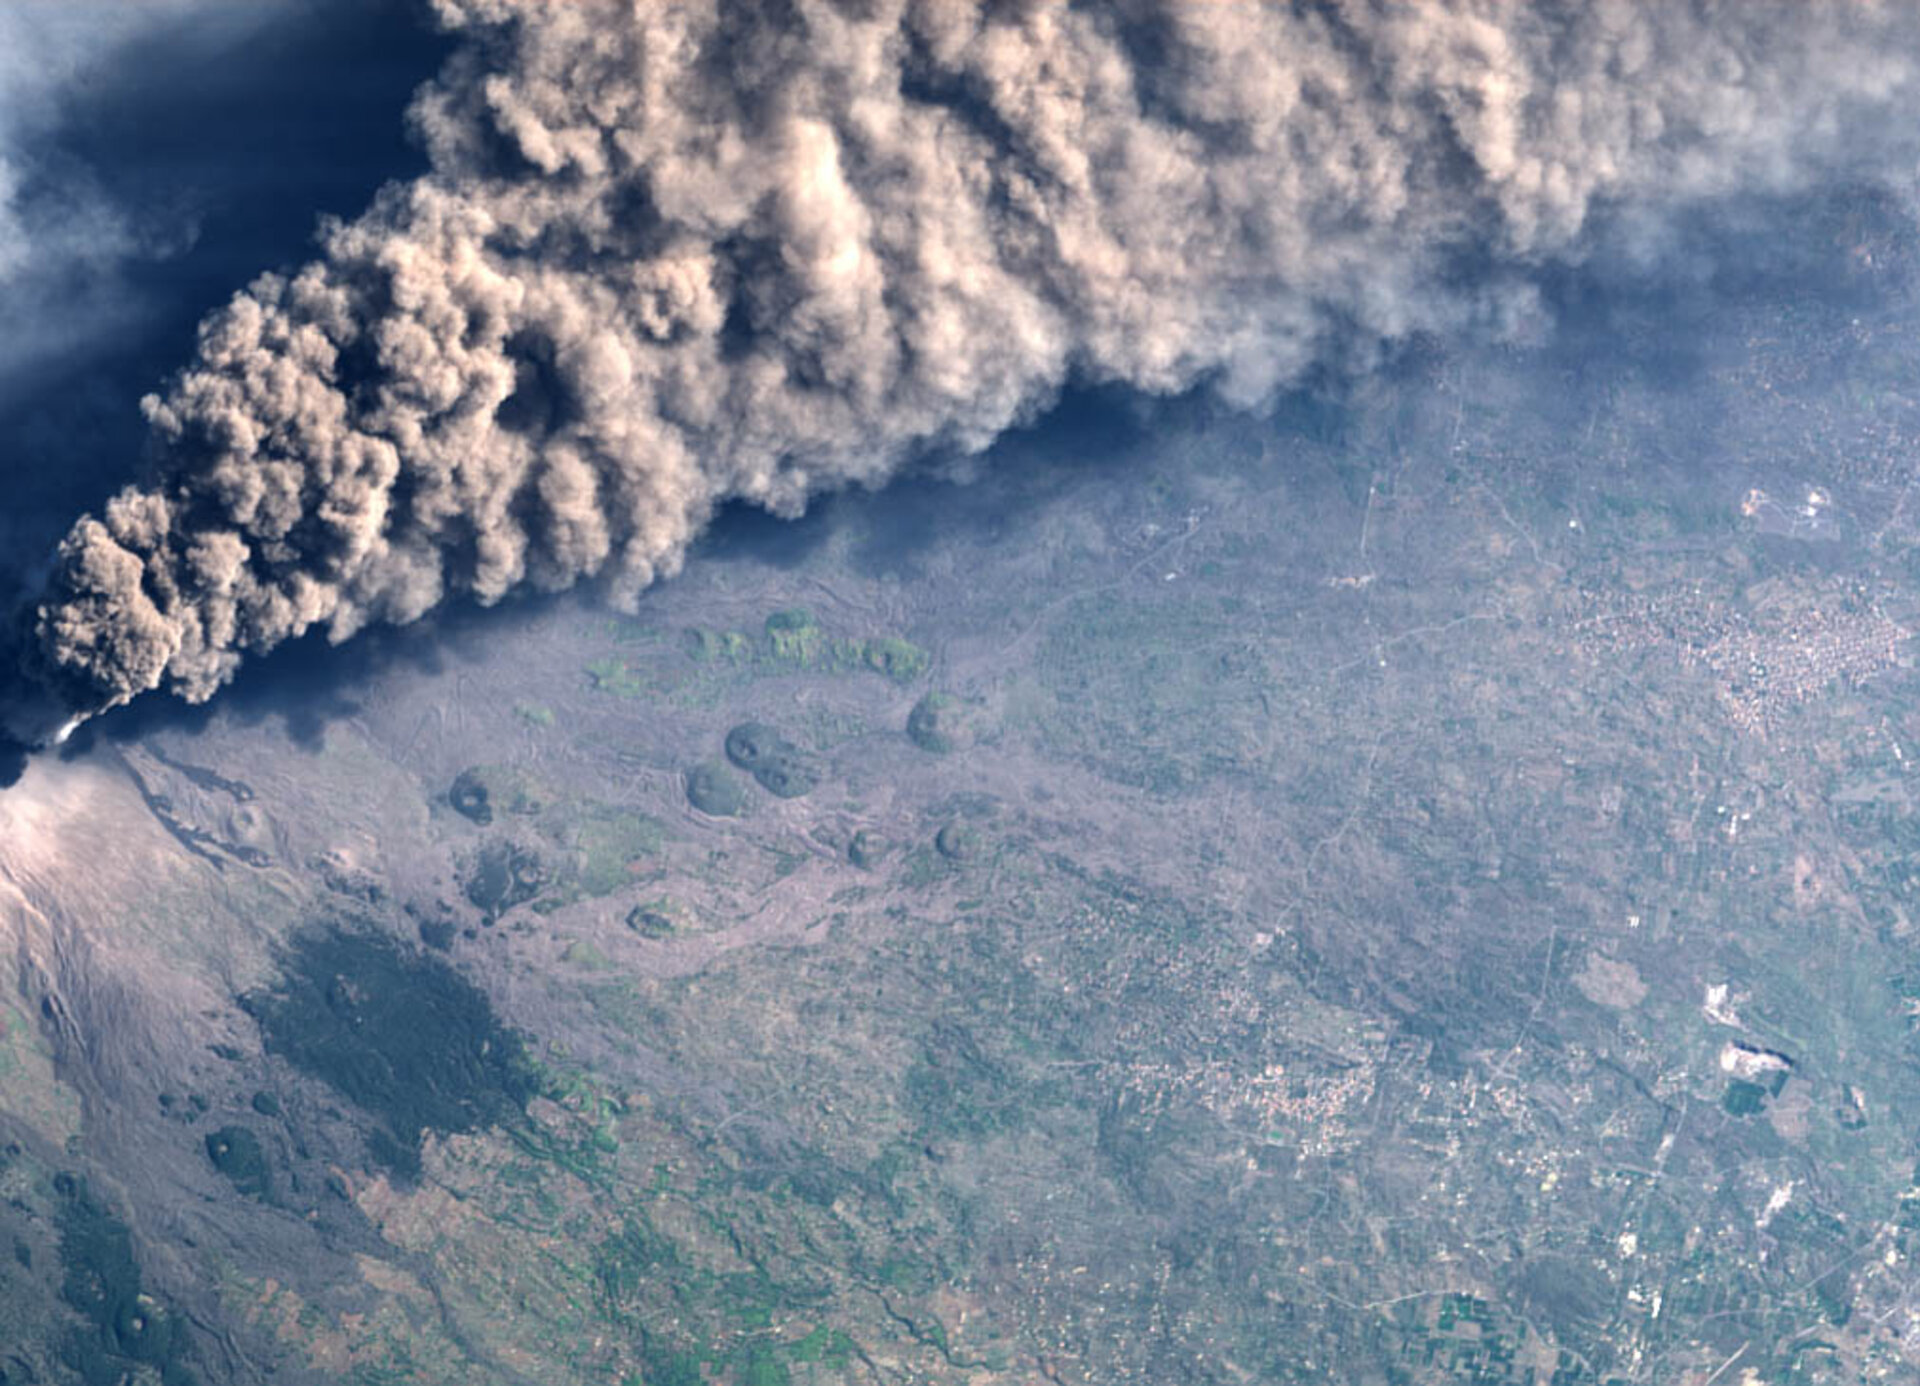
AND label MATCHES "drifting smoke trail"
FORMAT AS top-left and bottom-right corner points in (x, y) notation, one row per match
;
(13, 0), (1920, 736)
